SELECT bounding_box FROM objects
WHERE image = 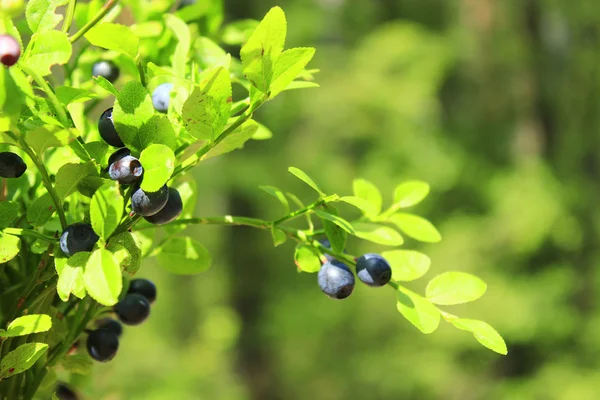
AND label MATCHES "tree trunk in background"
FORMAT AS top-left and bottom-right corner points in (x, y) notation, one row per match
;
(227, 191), (283, 400)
